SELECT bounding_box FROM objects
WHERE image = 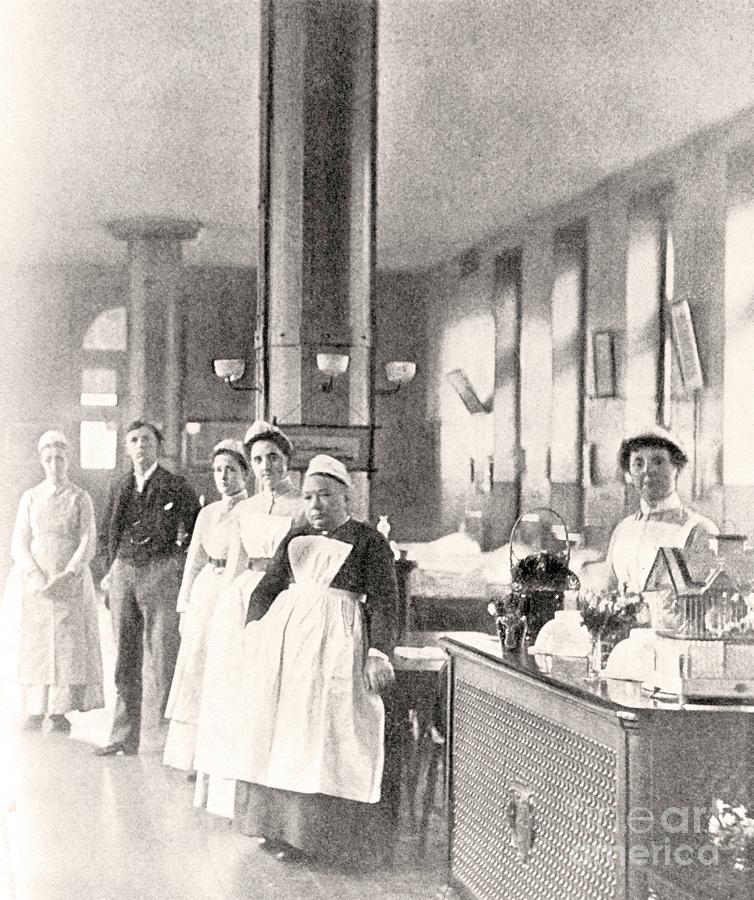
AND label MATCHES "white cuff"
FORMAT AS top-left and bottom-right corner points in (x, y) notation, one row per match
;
(368, 648), (389, 662)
